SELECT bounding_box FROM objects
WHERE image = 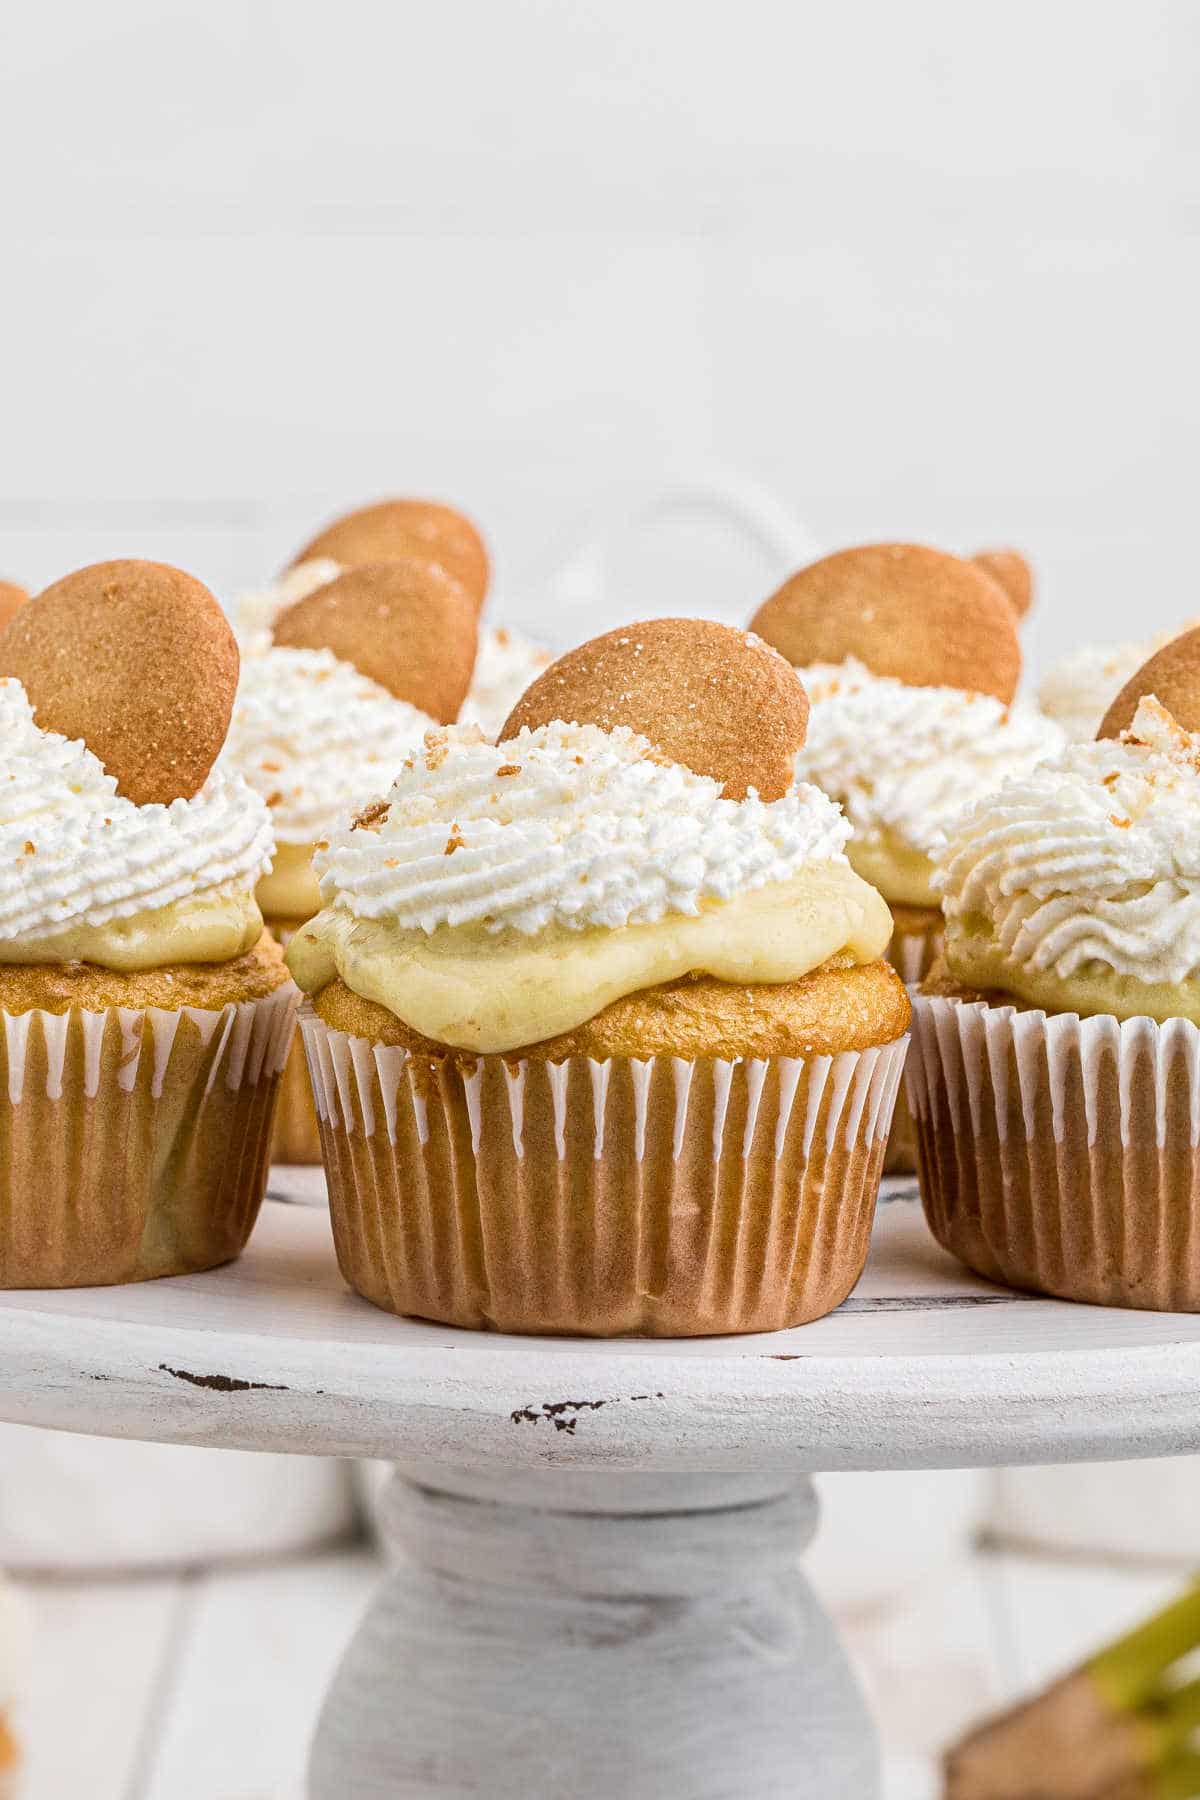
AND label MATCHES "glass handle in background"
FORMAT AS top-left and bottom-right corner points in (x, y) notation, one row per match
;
(534, 468), (823, 640)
